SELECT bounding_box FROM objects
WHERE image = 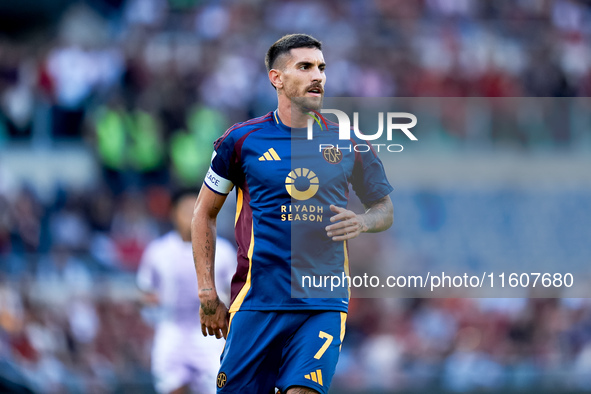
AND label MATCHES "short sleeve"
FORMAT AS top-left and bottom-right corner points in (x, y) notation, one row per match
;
(350, 142), (394, 205)
(136, 243), (160, 293)
(204, 131), (237, 195)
